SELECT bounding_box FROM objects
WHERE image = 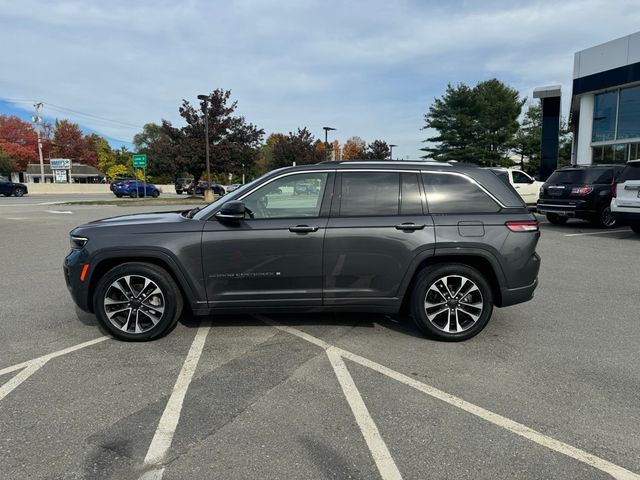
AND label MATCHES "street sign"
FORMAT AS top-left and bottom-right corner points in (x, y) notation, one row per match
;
(132, 154), (147, 168)
(50, 158), (71, 169)
(54, 170), (67, 183)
